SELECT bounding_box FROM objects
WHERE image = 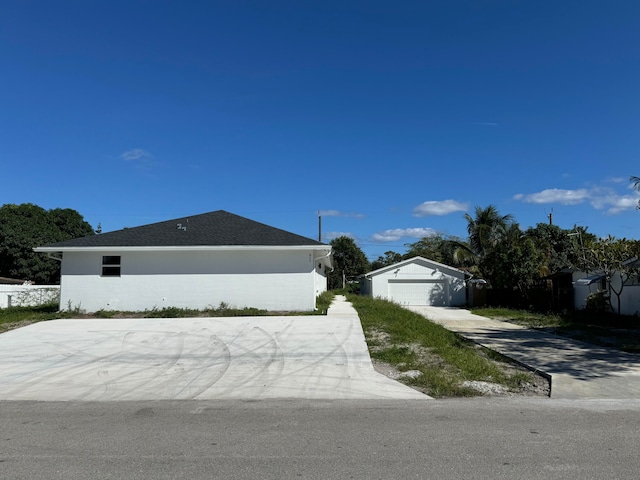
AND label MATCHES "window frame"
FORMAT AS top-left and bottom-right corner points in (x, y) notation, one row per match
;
(101, 255), (121, 277)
